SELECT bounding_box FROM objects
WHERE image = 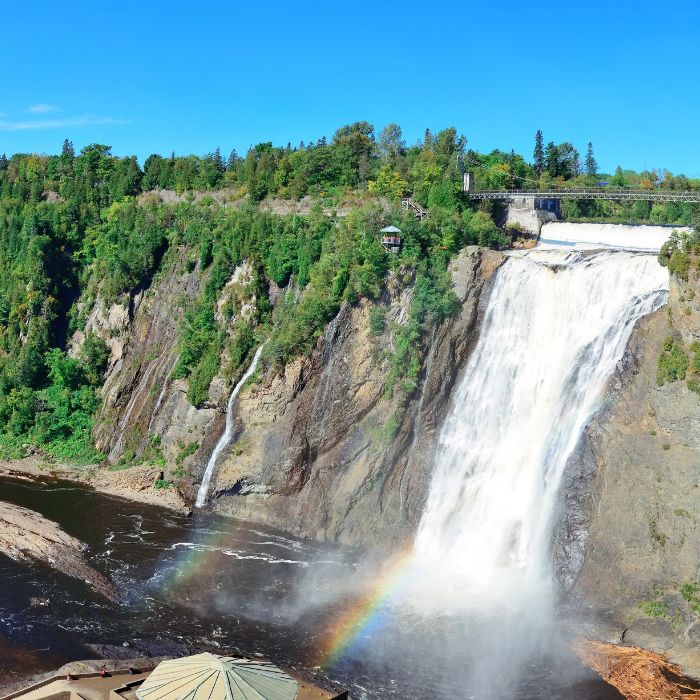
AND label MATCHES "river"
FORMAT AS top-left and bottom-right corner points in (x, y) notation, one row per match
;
(0, 474), (621, 699)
